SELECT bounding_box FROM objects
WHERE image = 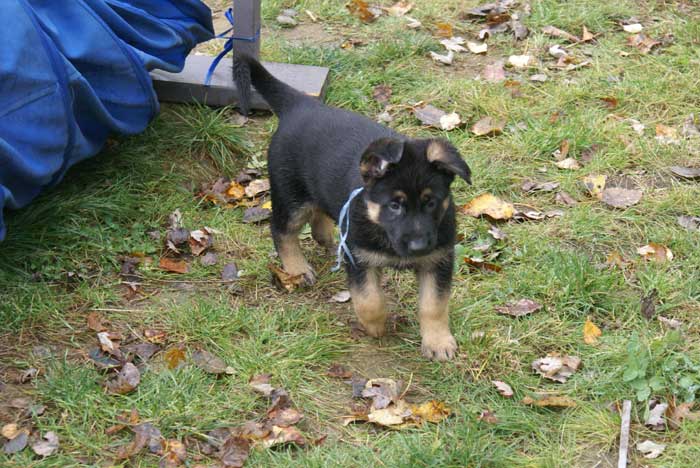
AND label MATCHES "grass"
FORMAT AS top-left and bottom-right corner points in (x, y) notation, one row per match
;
(2, 0), (700, 466)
